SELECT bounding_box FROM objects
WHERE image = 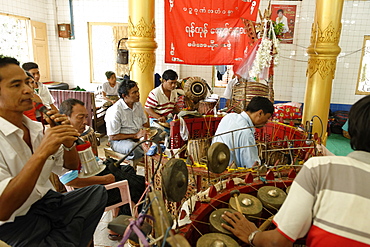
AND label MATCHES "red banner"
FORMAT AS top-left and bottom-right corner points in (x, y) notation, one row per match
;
(165, 0), (261, 65)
